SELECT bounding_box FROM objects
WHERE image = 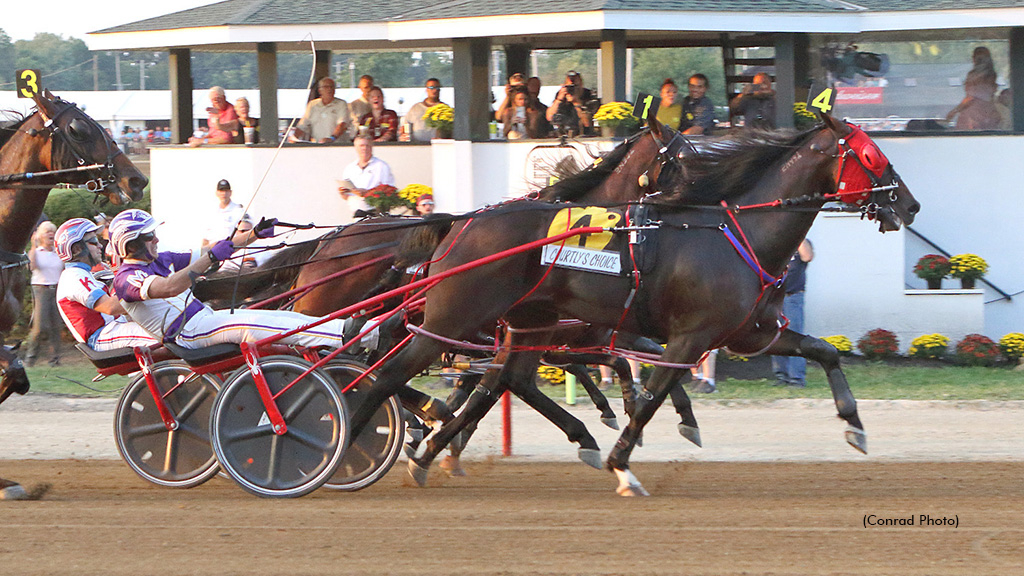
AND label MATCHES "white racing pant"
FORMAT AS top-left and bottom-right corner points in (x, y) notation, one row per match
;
(173, 307), (379, 351)
(92, 317), (160, 351)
